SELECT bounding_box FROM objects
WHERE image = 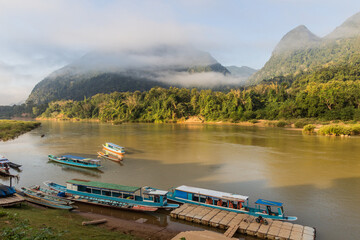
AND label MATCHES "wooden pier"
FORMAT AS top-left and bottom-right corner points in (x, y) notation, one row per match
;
(170, 204), (316, 240)
(0, 193), (24, 207)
